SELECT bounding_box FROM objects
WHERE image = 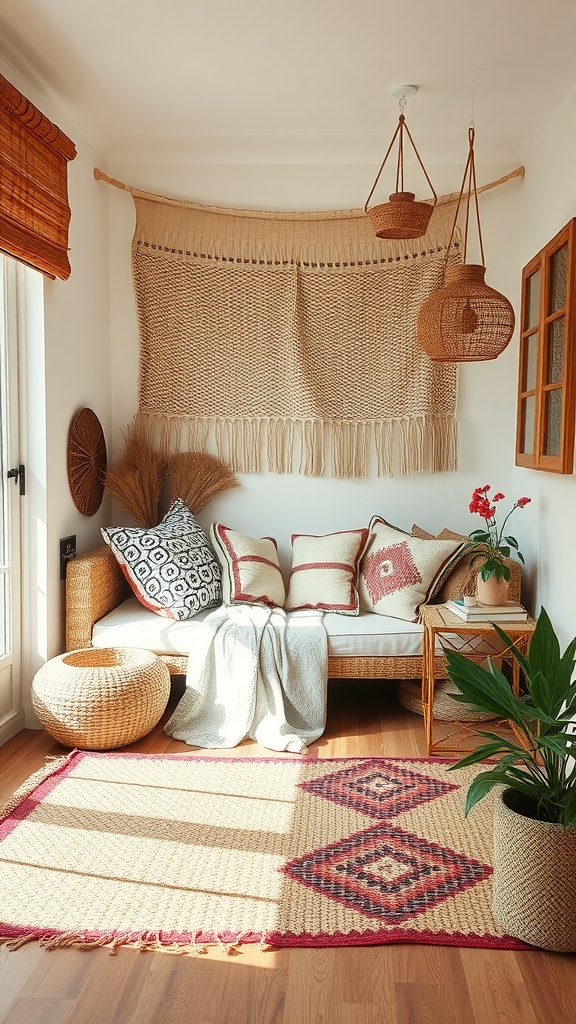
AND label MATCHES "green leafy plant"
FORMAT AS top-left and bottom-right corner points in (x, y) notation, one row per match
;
(466, 484), (531, 581)
(444, 607), (576, 828)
